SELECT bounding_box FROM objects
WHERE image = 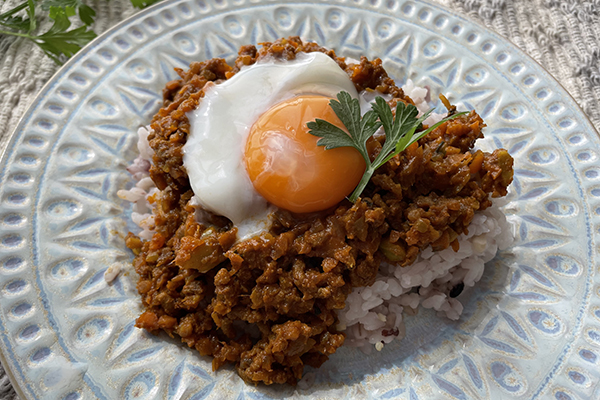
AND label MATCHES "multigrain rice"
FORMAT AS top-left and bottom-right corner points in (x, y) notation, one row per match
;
(117, 126), (157, 241)
(338, 200), (513, 350)
(118, 82), (513, 351)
